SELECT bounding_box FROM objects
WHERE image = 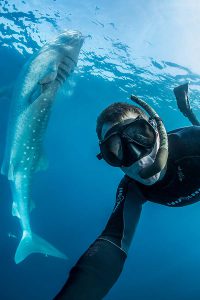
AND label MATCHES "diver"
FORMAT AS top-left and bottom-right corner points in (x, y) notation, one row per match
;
(54, 83), (200, 300)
